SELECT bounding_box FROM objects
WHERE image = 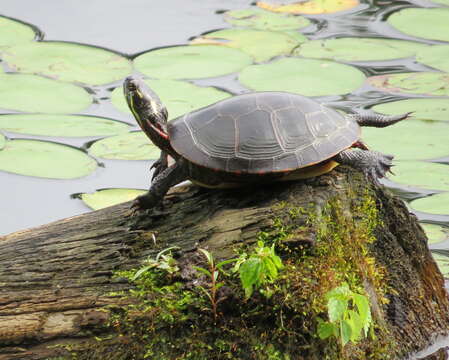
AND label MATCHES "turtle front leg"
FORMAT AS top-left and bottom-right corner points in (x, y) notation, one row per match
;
(334, 148), (393, 180)
(350, 112), (412, 128)
(150, 151), (168, 181)
(133, 158), (188, 211)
